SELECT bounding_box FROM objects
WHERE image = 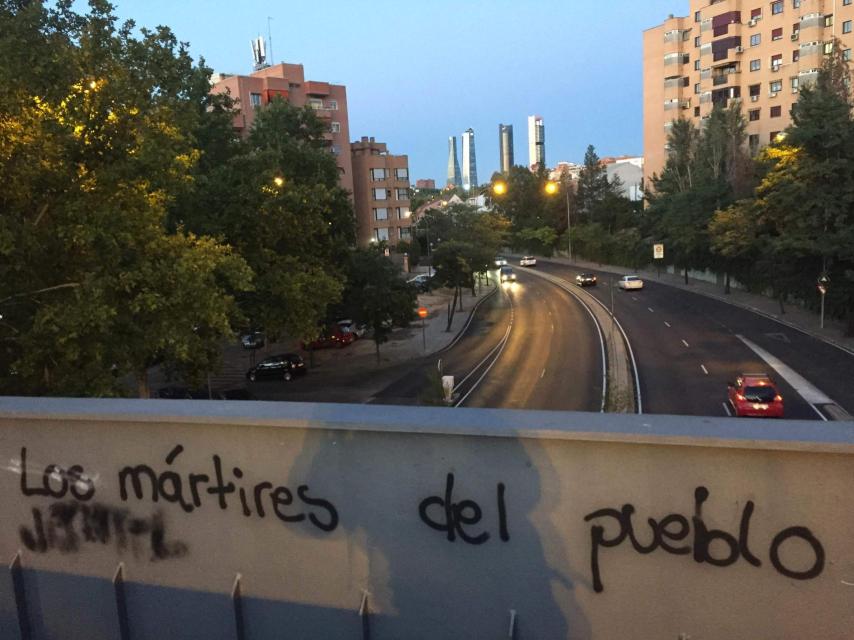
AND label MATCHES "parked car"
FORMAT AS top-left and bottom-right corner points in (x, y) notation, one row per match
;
(246, 353), (307, 382)
(727, 373), (784, 418)
(494, 256), (508, 267)
(301, 326), (356, 350)
(240, 331), (265, 350)
(576, 273), (597, 287)
(499, 266), (517, 283)
(407, 274), (434, 292)
(617, 275), (644, 290)
(519, 256), (537, 267)
(337, 318), (367, 339)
